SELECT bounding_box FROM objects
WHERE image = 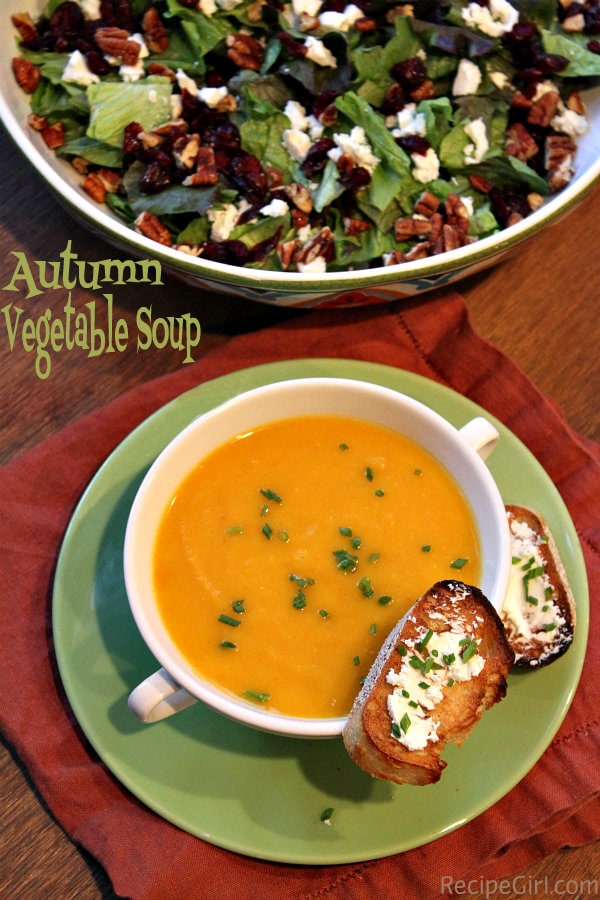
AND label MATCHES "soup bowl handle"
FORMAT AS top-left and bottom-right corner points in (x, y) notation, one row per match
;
(458, 417), (500, 461)
(128, 668), (197, 722)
